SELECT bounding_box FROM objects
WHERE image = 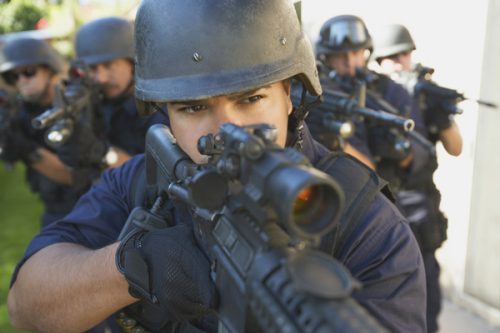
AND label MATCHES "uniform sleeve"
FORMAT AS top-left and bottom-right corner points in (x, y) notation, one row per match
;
(337, 193), (427, 333)
(10, 154), (145, 285)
